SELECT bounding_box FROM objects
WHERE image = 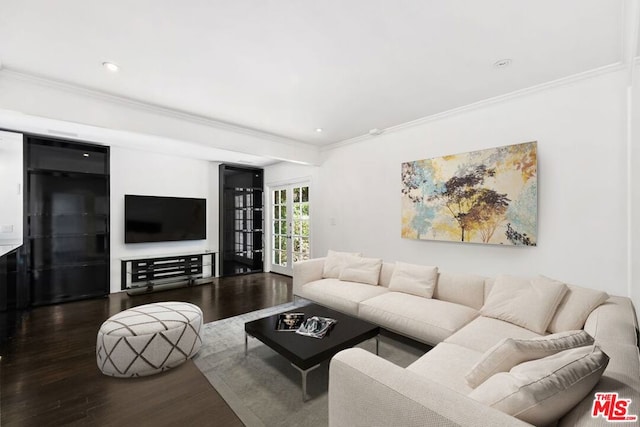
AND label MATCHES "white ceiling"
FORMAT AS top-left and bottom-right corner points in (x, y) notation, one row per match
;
(0, 0), (630, 146)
